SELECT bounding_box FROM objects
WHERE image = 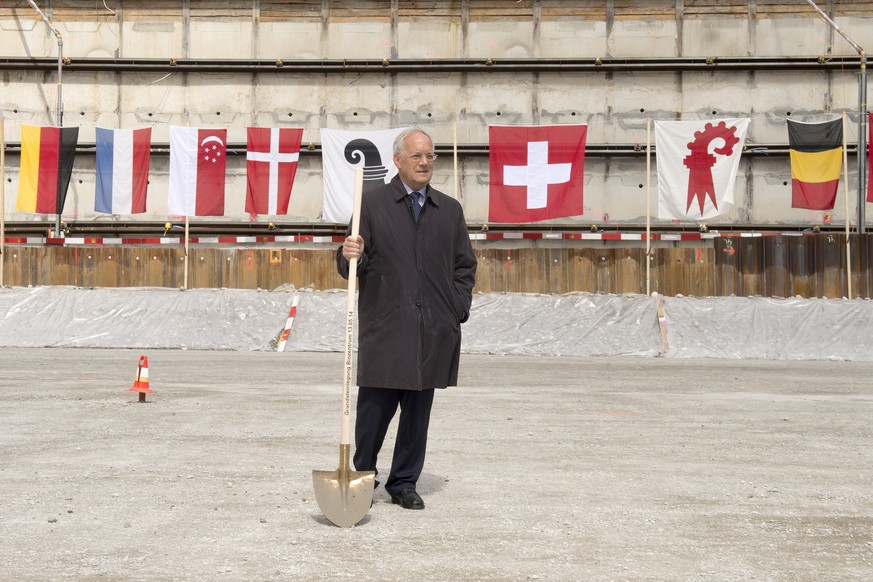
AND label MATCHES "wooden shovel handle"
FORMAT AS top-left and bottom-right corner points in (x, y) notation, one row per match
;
(340, 168), (364, 446)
